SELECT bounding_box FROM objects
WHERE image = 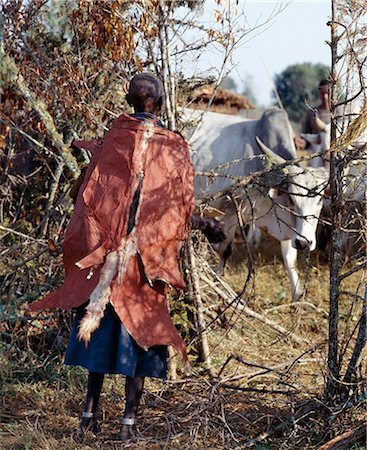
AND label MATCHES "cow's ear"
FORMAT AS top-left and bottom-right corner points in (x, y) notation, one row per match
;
(279, 181), (289, 196)
(268, 188), (278, 199)
(269, 182), (289, 198)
